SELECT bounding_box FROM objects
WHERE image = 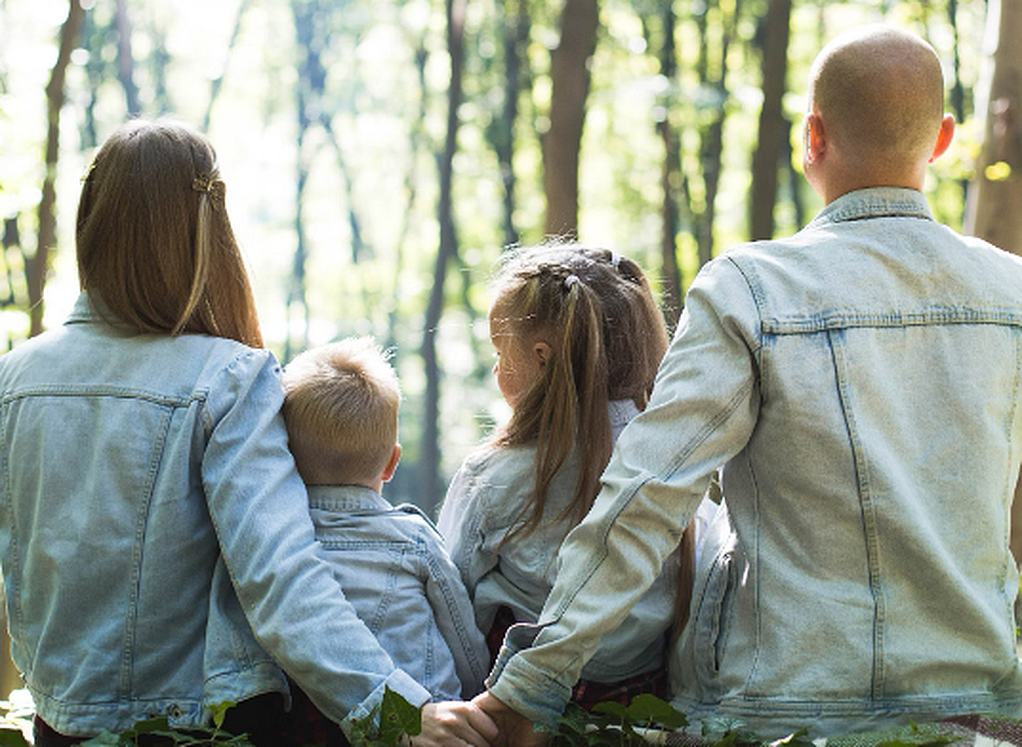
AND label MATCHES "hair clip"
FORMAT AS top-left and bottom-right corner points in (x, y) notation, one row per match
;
(192, 173), (225, 204)
(564, 274), (581, 290)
